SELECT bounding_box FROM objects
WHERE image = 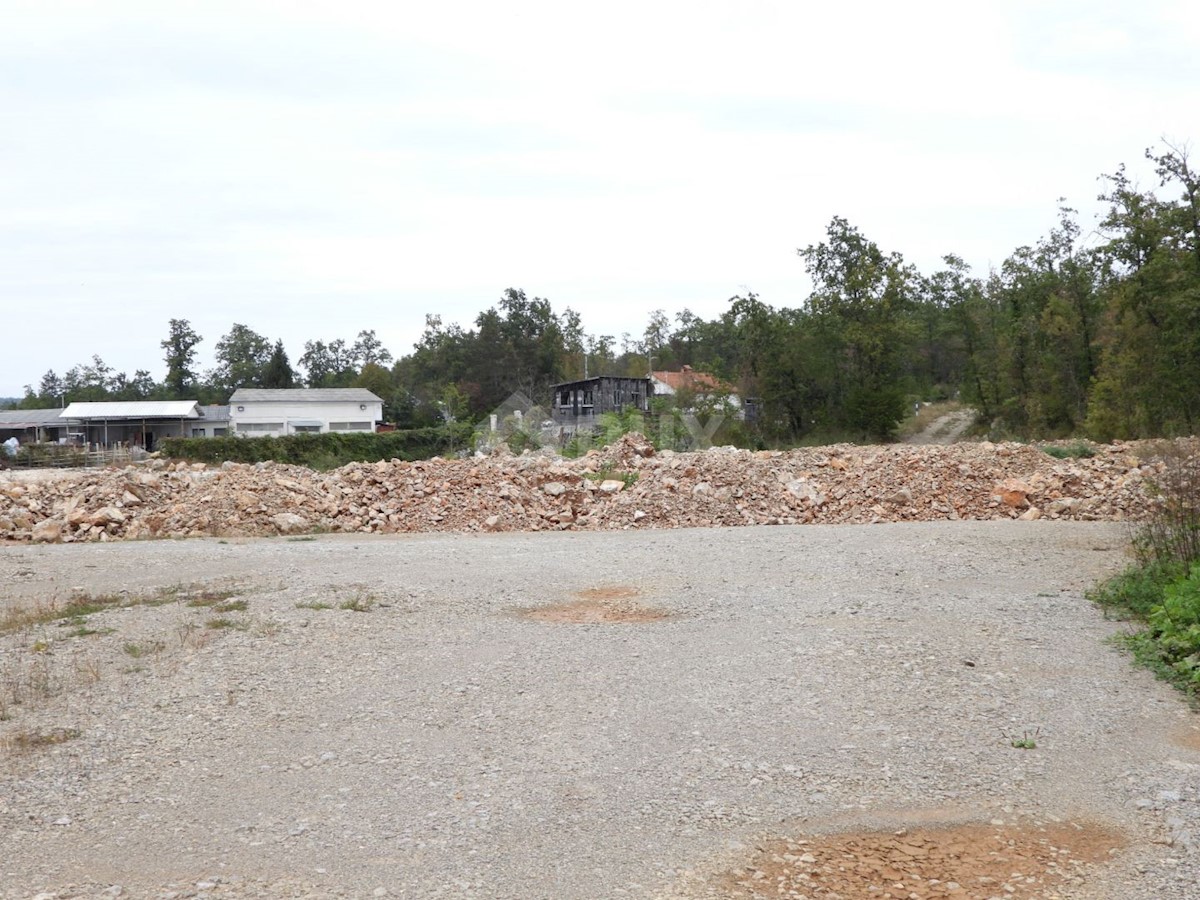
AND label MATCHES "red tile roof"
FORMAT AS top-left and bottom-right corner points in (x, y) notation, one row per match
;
(651, 366), (732, 394)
